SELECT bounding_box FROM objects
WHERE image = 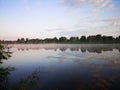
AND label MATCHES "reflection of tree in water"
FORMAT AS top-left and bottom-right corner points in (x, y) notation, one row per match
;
(91, 66), (120, 90)
(75, 63), (120, 90)
(70, 47), (79, 51)
(81, 47), (86, 53)
(12, 67), (41, 90)
(59, 47), (67, 51)
(0, 44), (15, 90)
(81, 45), (120, 53)
(0, 44), (41, 90)
(16, 44), (120, 53)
